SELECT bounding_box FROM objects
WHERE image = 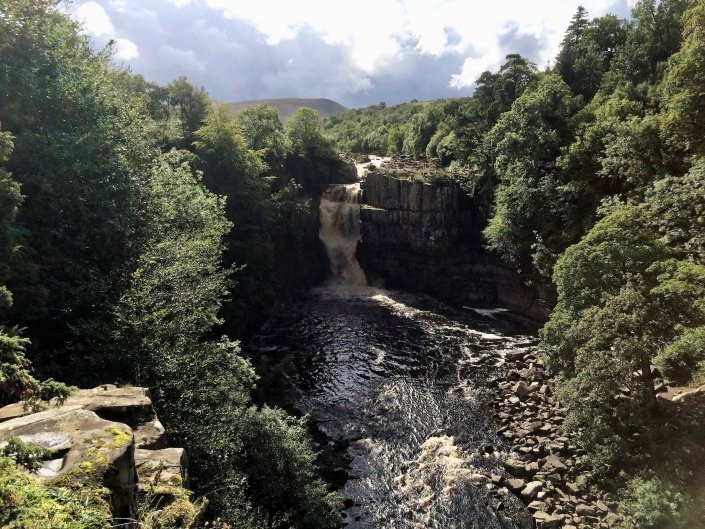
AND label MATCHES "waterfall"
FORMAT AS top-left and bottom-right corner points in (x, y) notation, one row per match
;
(319, 183), (367, 285)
